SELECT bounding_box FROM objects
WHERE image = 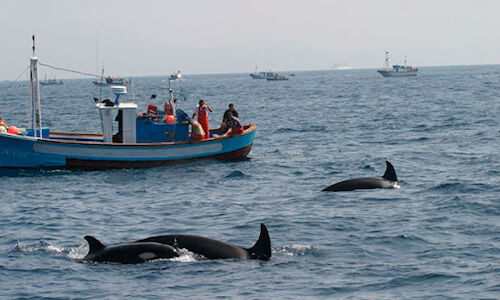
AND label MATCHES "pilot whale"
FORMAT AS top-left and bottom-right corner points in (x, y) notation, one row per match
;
(322, 161), (399, 192)
(134, 223), (272, 260)
(82, 235), (179, 264)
